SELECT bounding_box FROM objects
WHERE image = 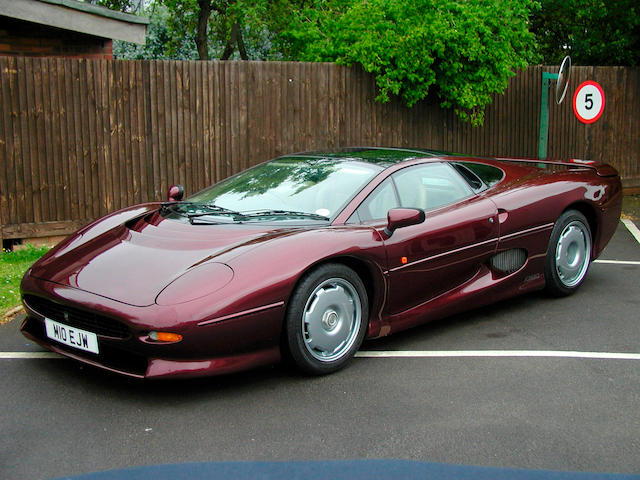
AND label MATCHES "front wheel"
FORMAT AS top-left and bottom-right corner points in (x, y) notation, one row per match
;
(544, 210), (592, 297)
(284, 264), (368, 375)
